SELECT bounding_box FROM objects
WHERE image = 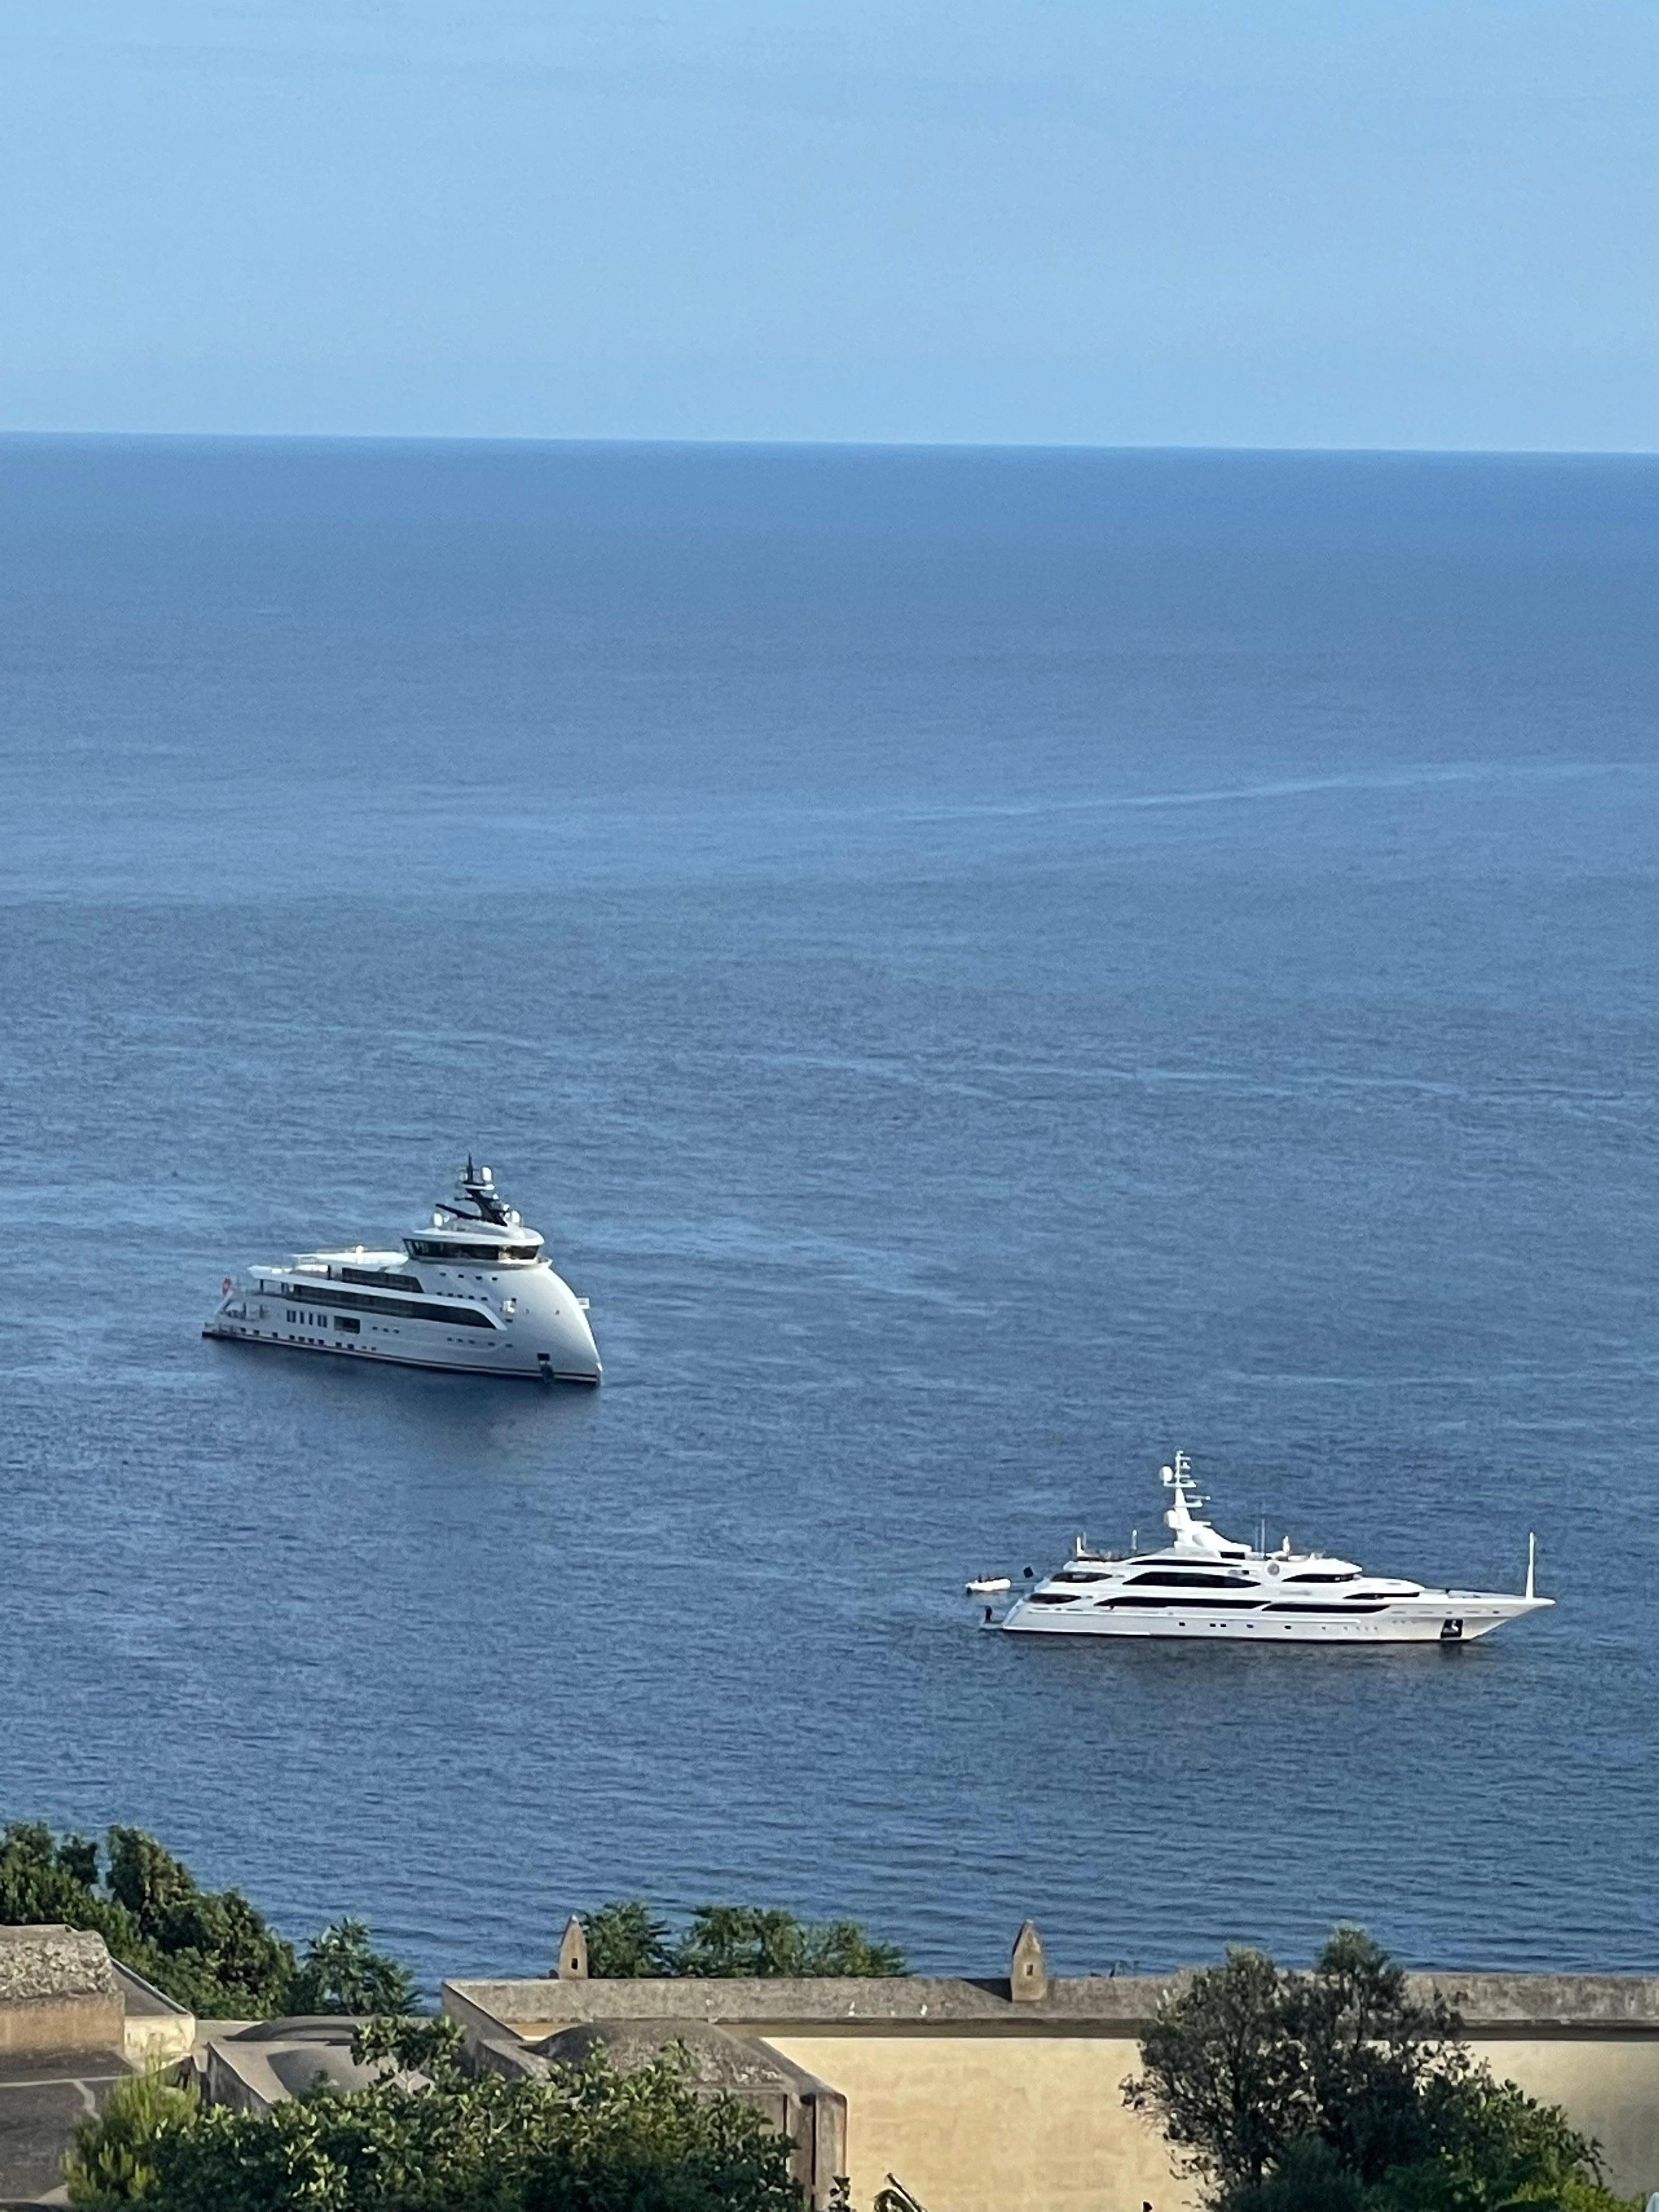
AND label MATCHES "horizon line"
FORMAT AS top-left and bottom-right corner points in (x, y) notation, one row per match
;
(1, 427), (1656, 462)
